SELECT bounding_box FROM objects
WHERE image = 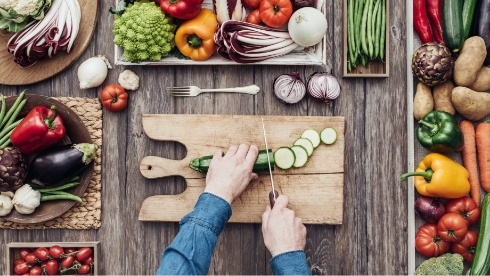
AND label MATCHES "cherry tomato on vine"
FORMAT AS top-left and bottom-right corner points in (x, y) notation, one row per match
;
(64, 248), (76, 254)
(24, 253), (38, 265)
(437, 213), (468, 242)
(14, 262), (30, 274)
(446, 196), (481, 226)
(77, 264), (91, 275)
(34, 247), (50, 261)
(60, 255), (75, 269)
(100, 84), (128, 112)
(44, 259), (59, 275)
(75, 247), (93, 262)
(18, 248), (31, 260)
(83, 256), (94, 265)
(29, 266), (42, 276)
(415, 223), (450, 257)
(49, 245), (64, 259)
